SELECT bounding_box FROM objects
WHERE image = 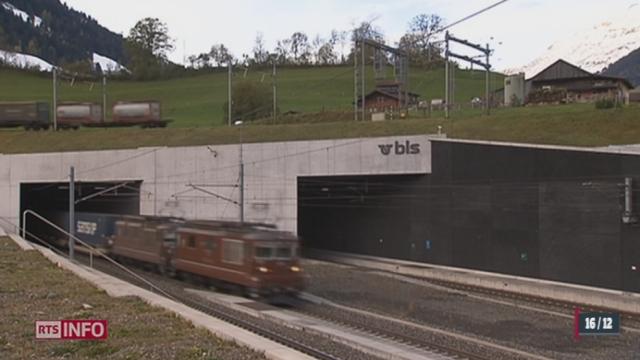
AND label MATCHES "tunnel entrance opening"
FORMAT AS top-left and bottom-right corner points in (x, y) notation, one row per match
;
(298, 175), (425, 261)
(20, 181), (141, 246)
